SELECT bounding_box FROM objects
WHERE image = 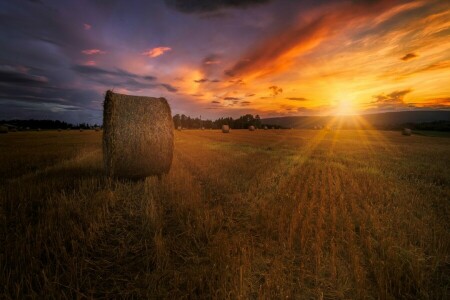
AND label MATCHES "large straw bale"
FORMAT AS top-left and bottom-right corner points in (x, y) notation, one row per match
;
(249, 126), (255, 131)
(402, 128), (412, 136)
(103, 90), (174, 179)
(222, 125), (230, 133)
